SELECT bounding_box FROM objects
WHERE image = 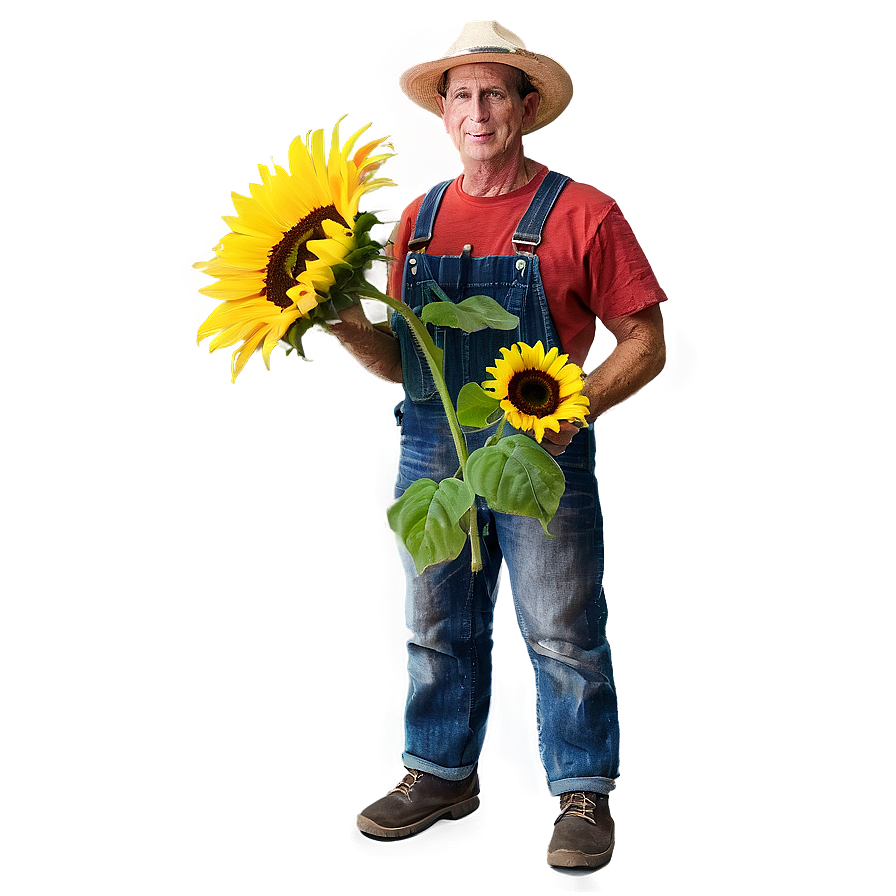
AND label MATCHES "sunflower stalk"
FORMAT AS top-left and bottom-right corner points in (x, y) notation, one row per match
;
(486, 416), (507, 446)
(352, 283), (483, 572)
